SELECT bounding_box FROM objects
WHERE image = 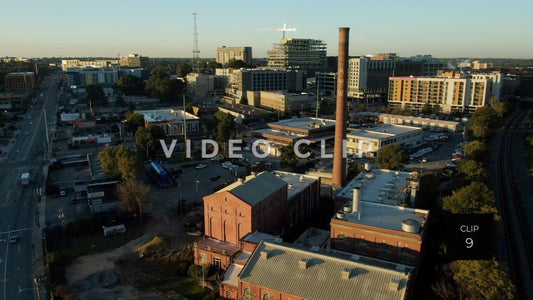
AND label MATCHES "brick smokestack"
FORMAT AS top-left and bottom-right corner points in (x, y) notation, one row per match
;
(332, 27), (349, 187)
